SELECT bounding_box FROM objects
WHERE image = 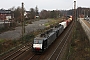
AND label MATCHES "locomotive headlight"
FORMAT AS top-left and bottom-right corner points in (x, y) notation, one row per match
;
(33, 44), (42, 49)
